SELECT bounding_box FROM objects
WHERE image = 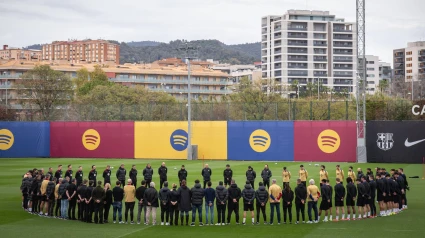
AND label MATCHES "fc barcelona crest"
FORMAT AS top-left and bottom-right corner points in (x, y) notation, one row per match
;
(377, 133), (394, 151)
